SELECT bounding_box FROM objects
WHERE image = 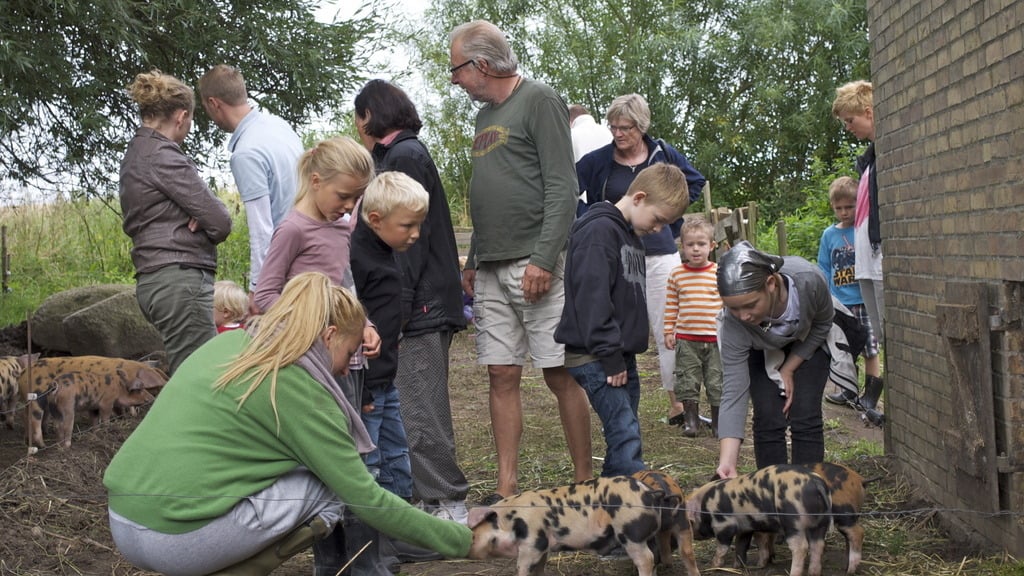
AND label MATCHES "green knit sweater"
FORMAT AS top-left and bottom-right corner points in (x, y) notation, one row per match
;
(103, 330), (471, 557)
